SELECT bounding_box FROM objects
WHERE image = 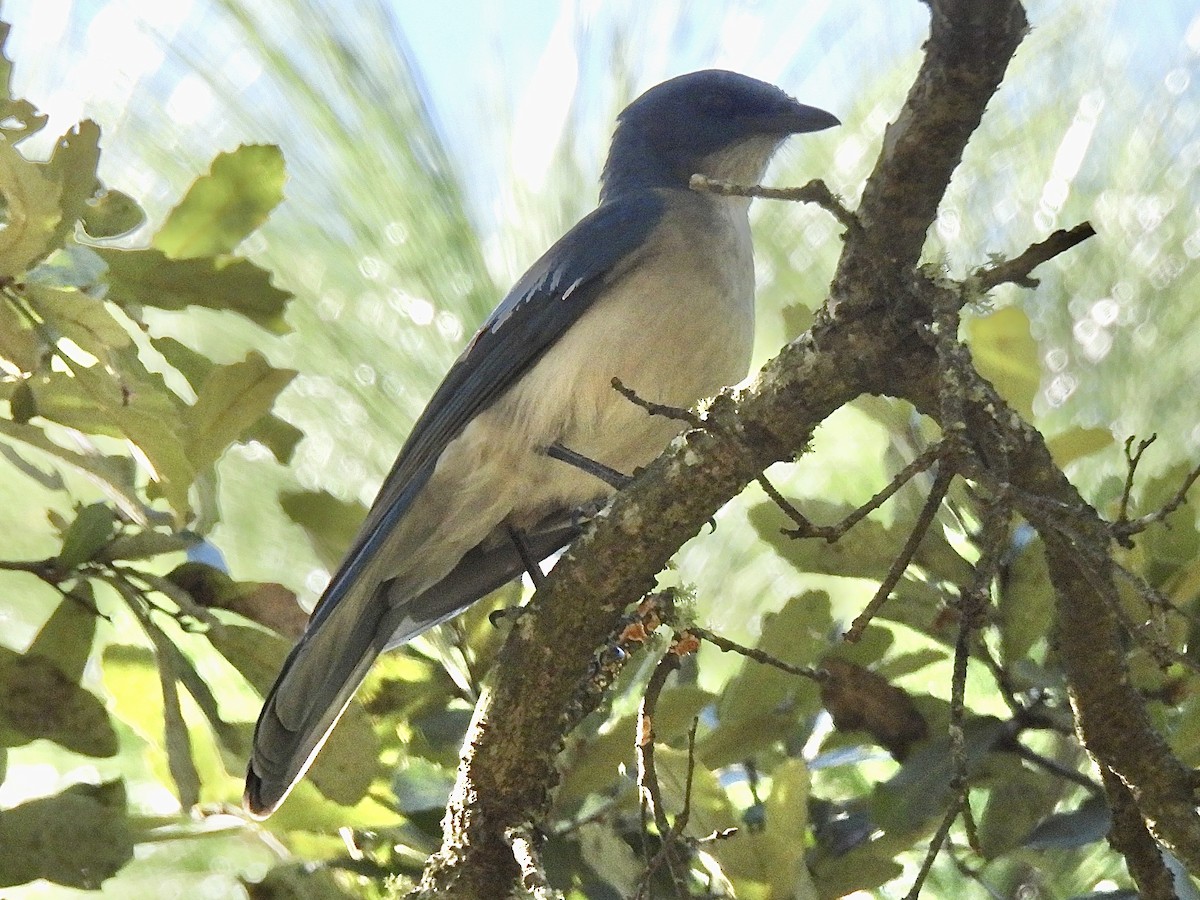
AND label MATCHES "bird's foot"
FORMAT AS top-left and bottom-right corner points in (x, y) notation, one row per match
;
(488, 604), (527, 628)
